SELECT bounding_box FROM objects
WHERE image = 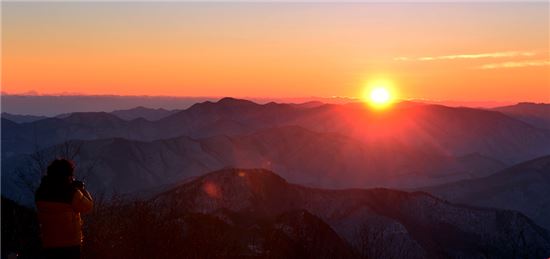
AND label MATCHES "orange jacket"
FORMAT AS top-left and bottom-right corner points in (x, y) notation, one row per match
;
(36, 188), (93, 248)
